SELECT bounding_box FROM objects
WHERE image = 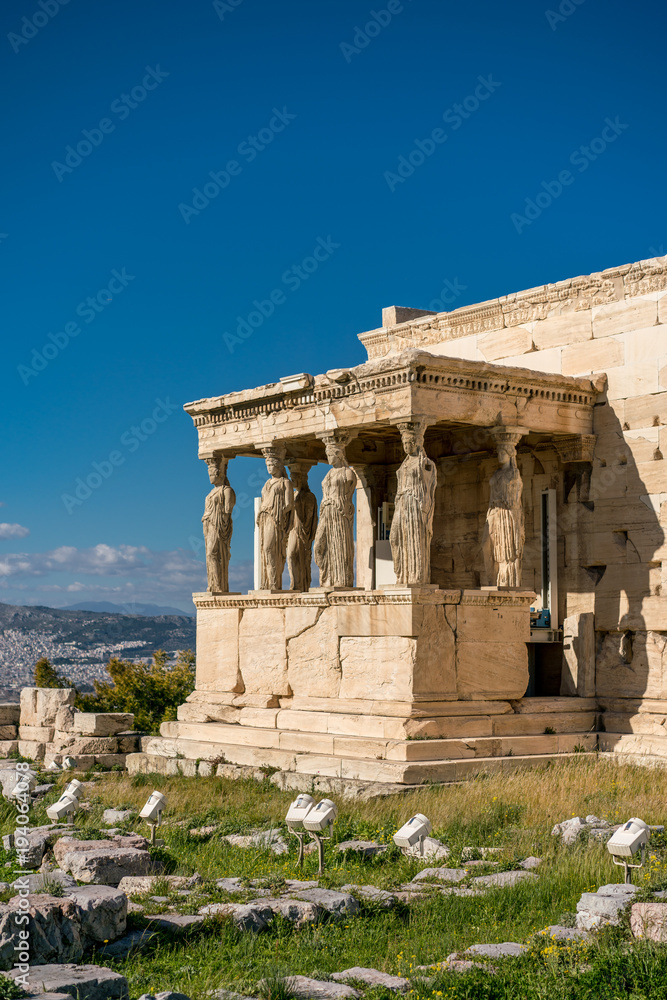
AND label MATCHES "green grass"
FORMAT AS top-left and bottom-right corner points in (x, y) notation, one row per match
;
(3, 757), (667, 1000)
